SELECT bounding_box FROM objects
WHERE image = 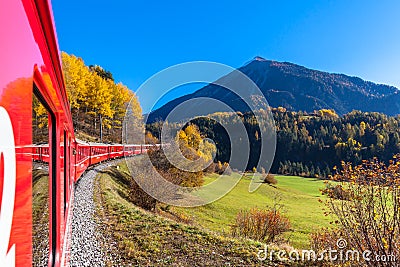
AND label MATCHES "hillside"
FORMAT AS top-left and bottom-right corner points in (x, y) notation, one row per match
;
(94, 163), (289, 266)
(147, 57), (400, 123)
(173, 173), (332, 249)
